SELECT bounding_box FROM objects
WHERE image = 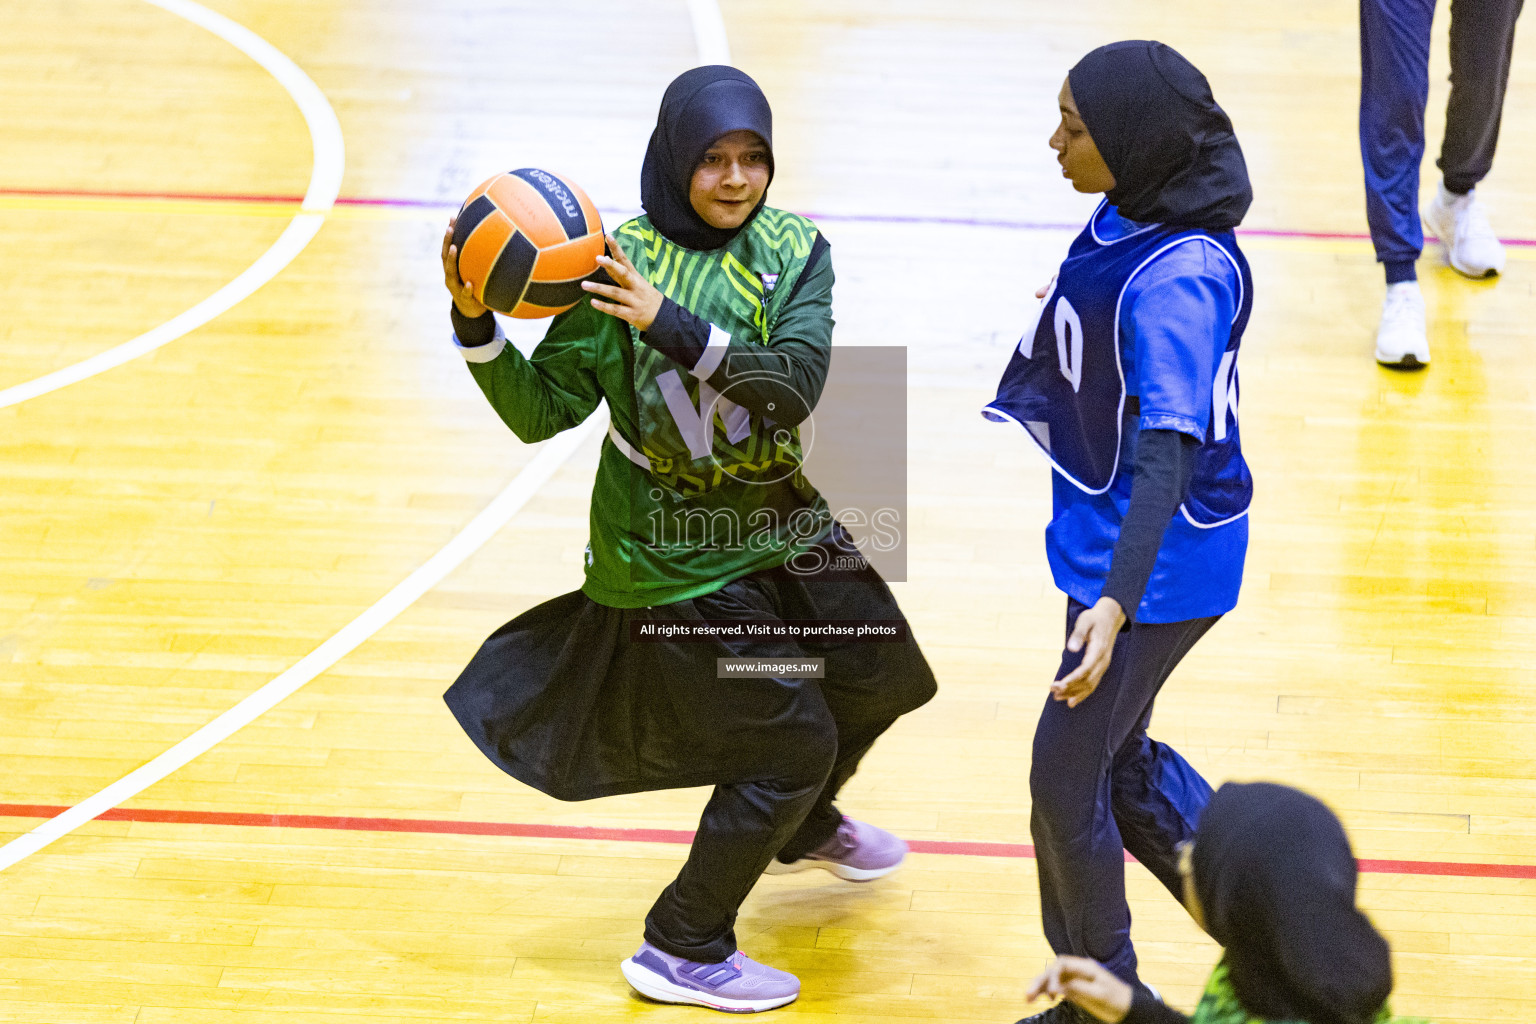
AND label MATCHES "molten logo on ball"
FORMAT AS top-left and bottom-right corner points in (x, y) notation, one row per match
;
(524, 168), (581, 220)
